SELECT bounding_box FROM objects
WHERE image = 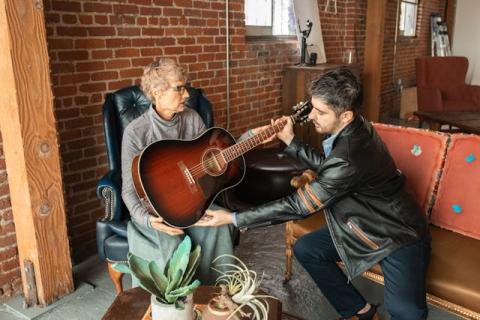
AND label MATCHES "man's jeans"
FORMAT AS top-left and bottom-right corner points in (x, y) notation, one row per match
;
(293, 226), (431, 320)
